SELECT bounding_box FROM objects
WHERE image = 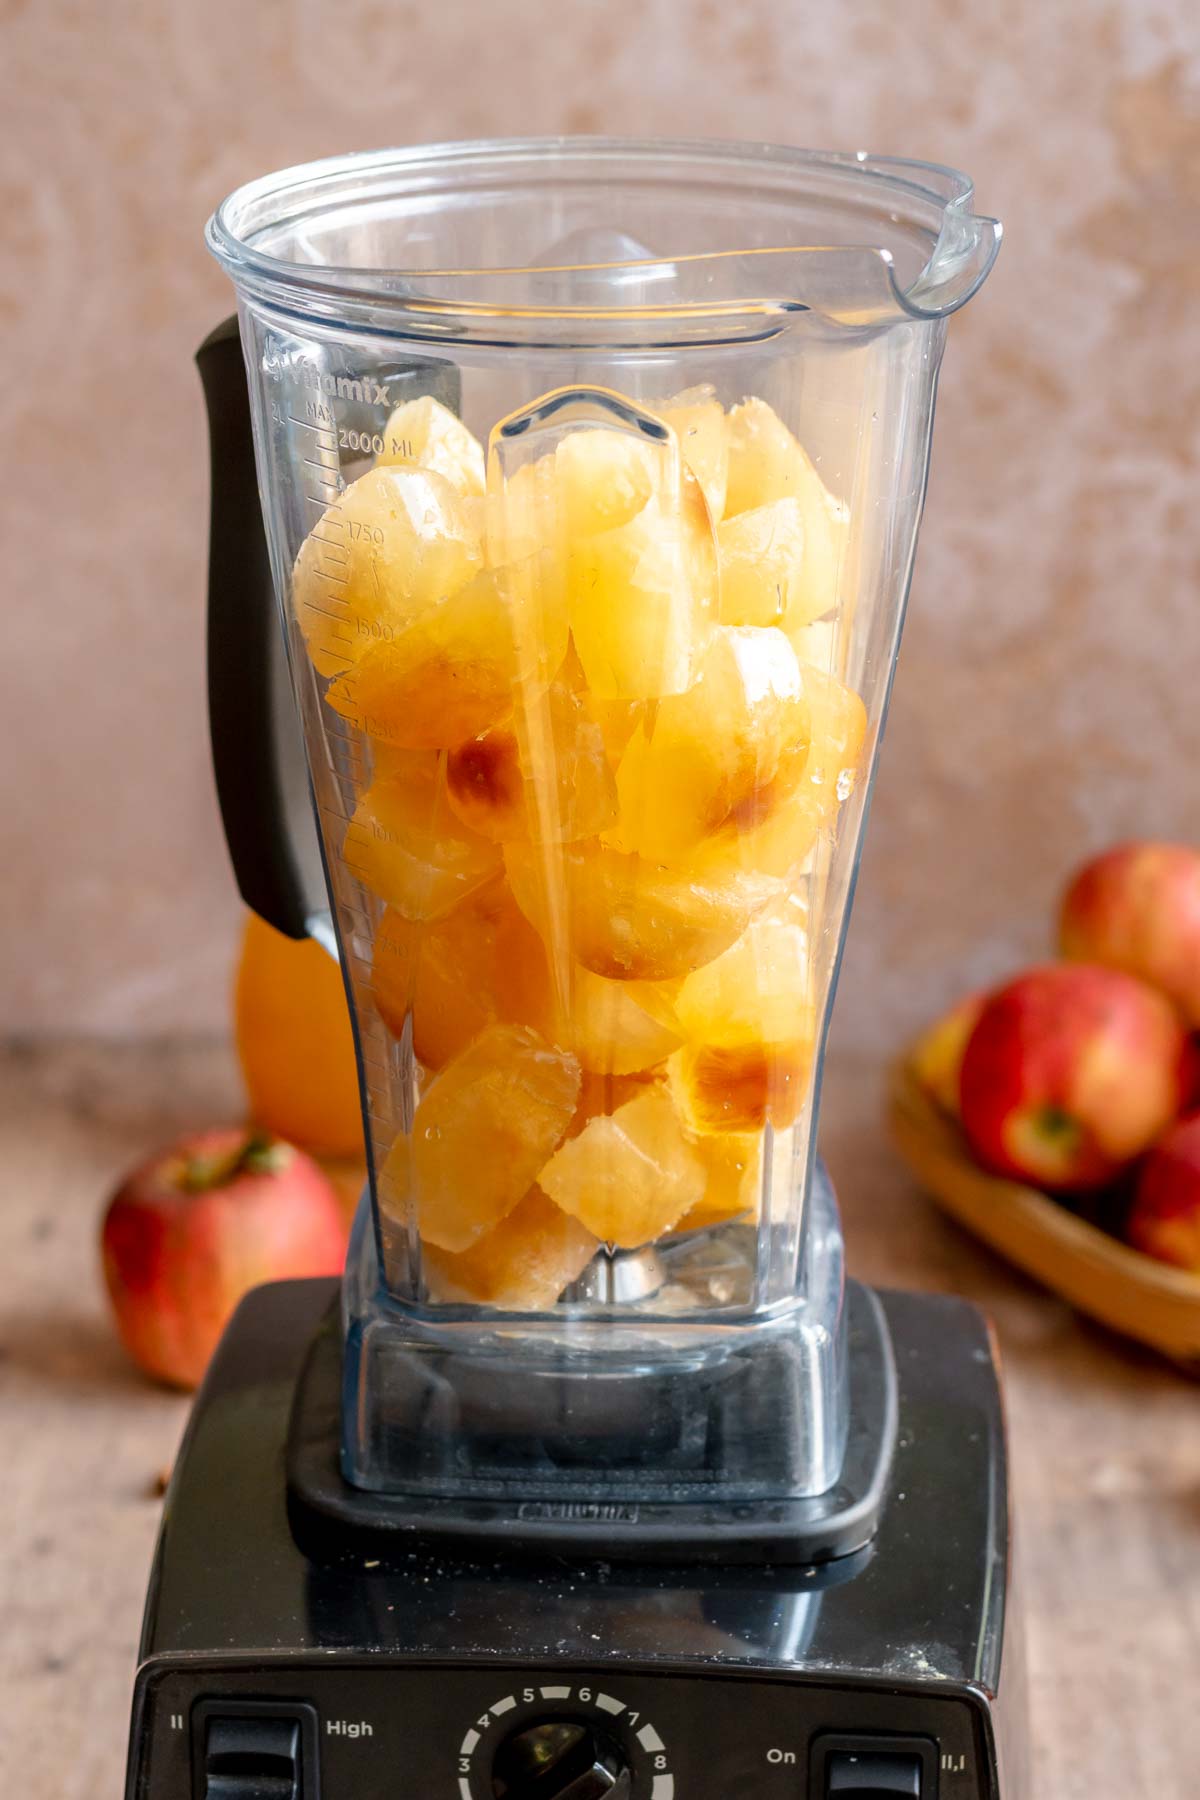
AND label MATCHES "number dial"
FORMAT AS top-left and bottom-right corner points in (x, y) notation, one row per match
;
(491, 1719), (631, 1799)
